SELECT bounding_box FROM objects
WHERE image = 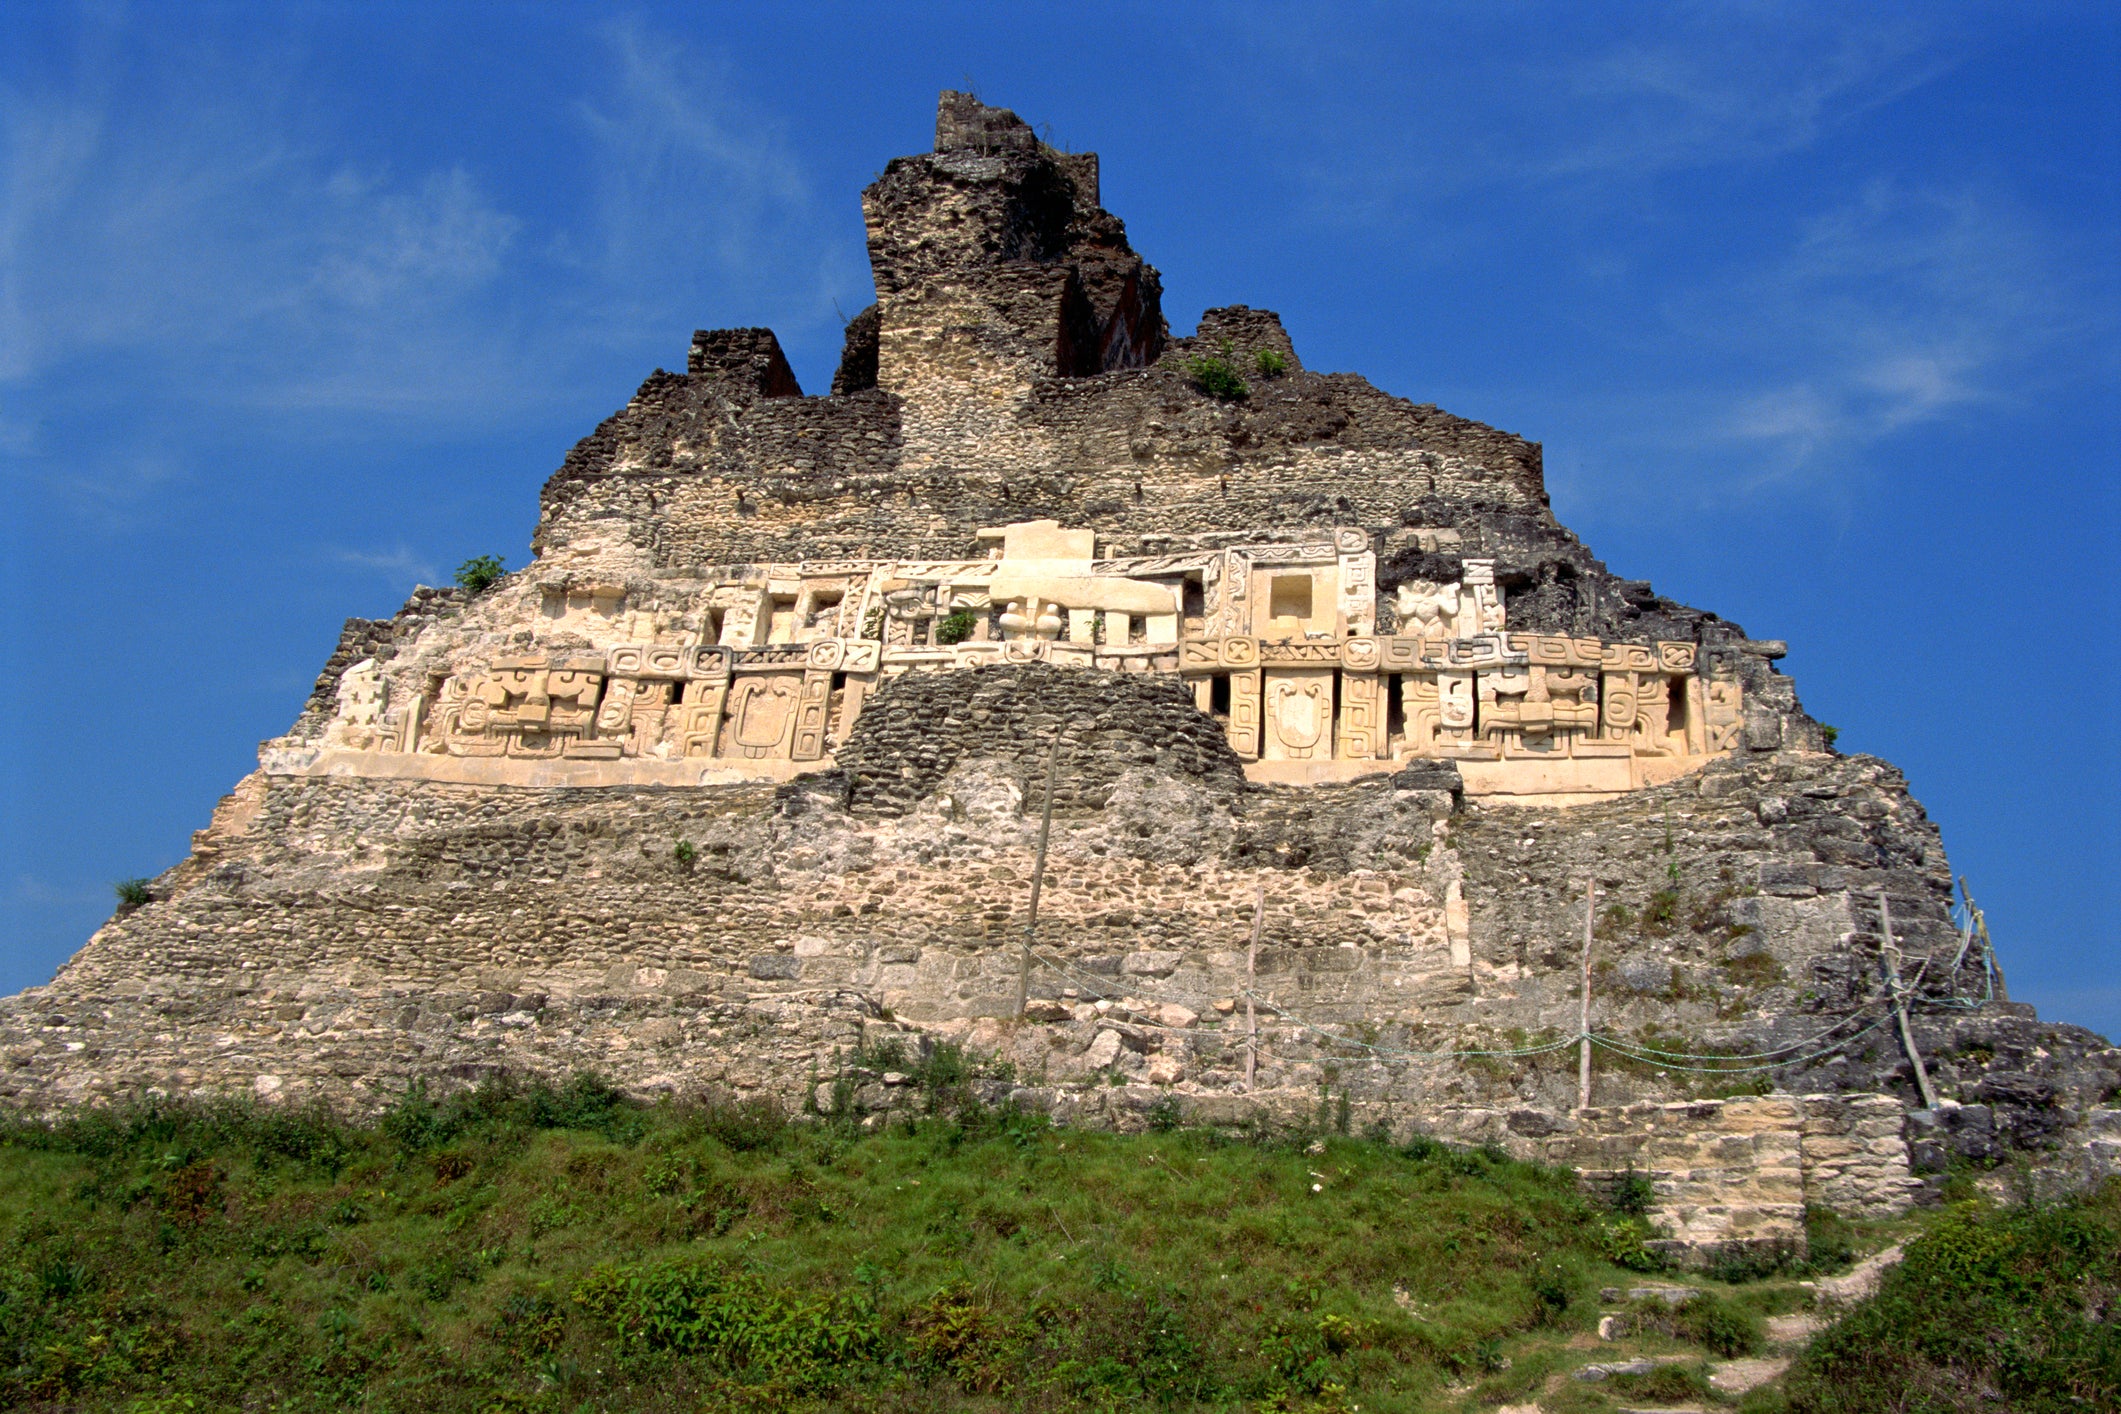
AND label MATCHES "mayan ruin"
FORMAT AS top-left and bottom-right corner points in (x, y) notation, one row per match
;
(5, 90), (2114, 1268)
